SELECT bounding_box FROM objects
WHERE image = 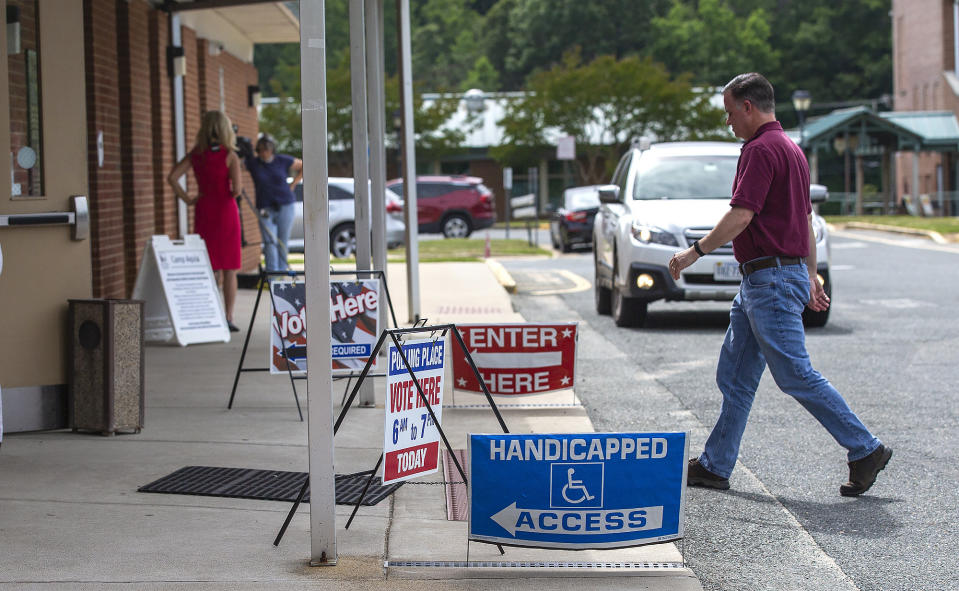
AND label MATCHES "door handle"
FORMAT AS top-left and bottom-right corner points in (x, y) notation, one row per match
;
(0, 195), (88, 240)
